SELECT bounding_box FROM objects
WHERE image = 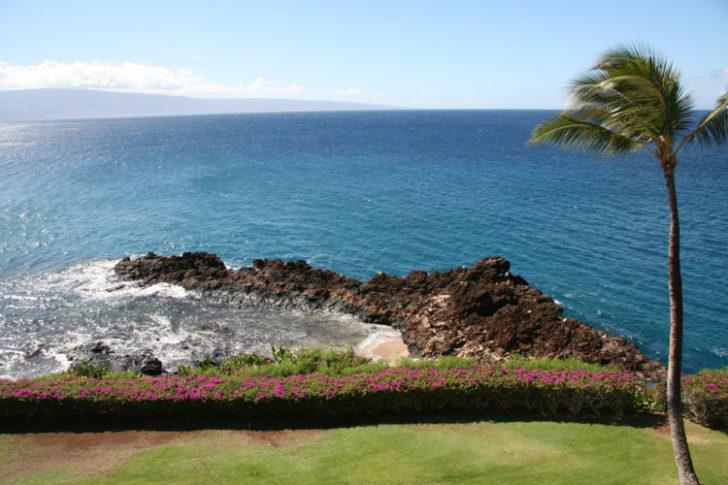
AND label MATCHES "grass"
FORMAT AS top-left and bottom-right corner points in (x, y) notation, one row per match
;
(1, 420), (726, 484)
